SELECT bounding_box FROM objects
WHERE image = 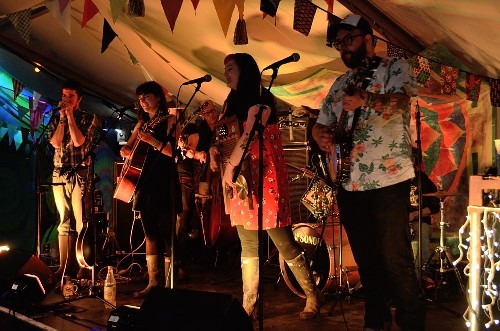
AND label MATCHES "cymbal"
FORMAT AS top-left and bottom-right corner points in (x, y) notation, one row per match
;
(422, 191), (460, 198)
(285, 163), (316, 179)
